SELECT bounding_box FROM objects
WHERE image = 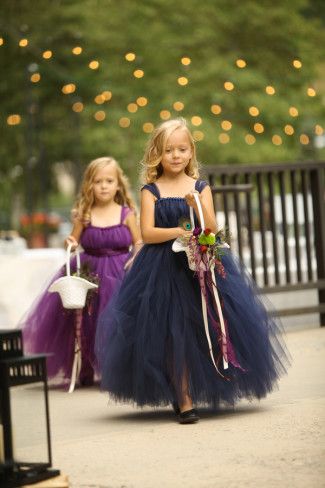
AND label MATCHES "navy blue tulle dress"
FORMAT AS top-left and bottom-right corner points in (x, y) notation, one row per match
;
(96, 180), (288, 408)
